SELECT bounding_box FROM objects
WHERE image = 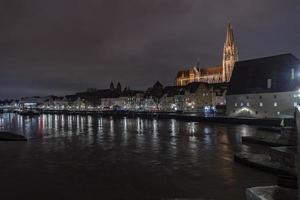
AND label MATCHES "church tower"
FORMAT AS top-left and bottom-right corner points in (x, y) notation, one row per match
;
(222, 23), (238, 82)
